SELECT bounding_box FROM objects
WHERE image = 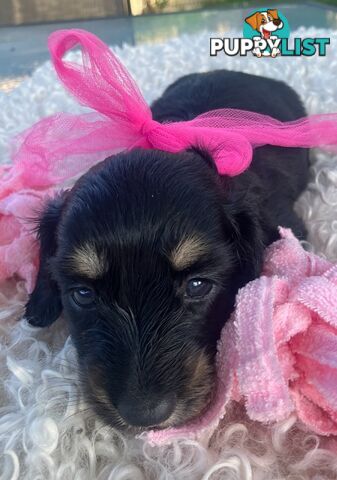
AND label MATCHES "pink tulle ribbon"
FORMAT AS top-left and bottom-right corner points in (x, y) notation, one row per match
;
(8, 28), (337, 188)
